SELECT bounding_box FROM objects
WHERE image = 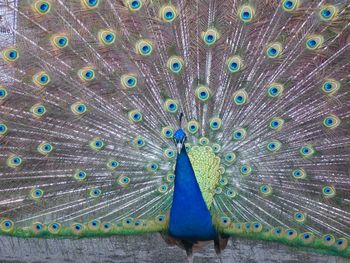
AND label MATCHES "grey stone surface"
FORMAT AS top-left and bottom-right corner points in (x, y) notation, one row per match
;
(0, 234), (347, 263)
